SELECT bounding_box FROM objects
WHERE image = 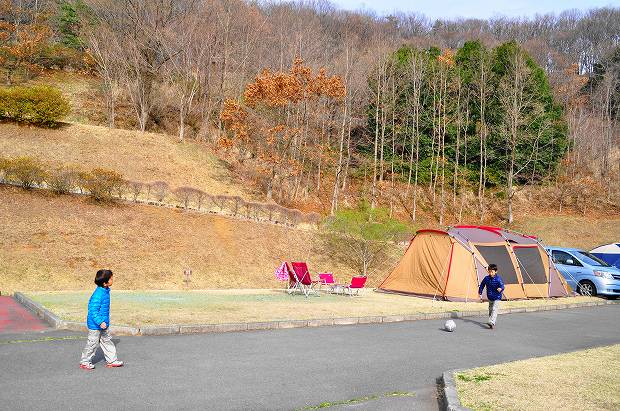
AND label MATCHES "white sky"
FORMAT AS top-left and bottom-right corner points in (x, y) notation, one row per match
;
(327, 0), (620, 20)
